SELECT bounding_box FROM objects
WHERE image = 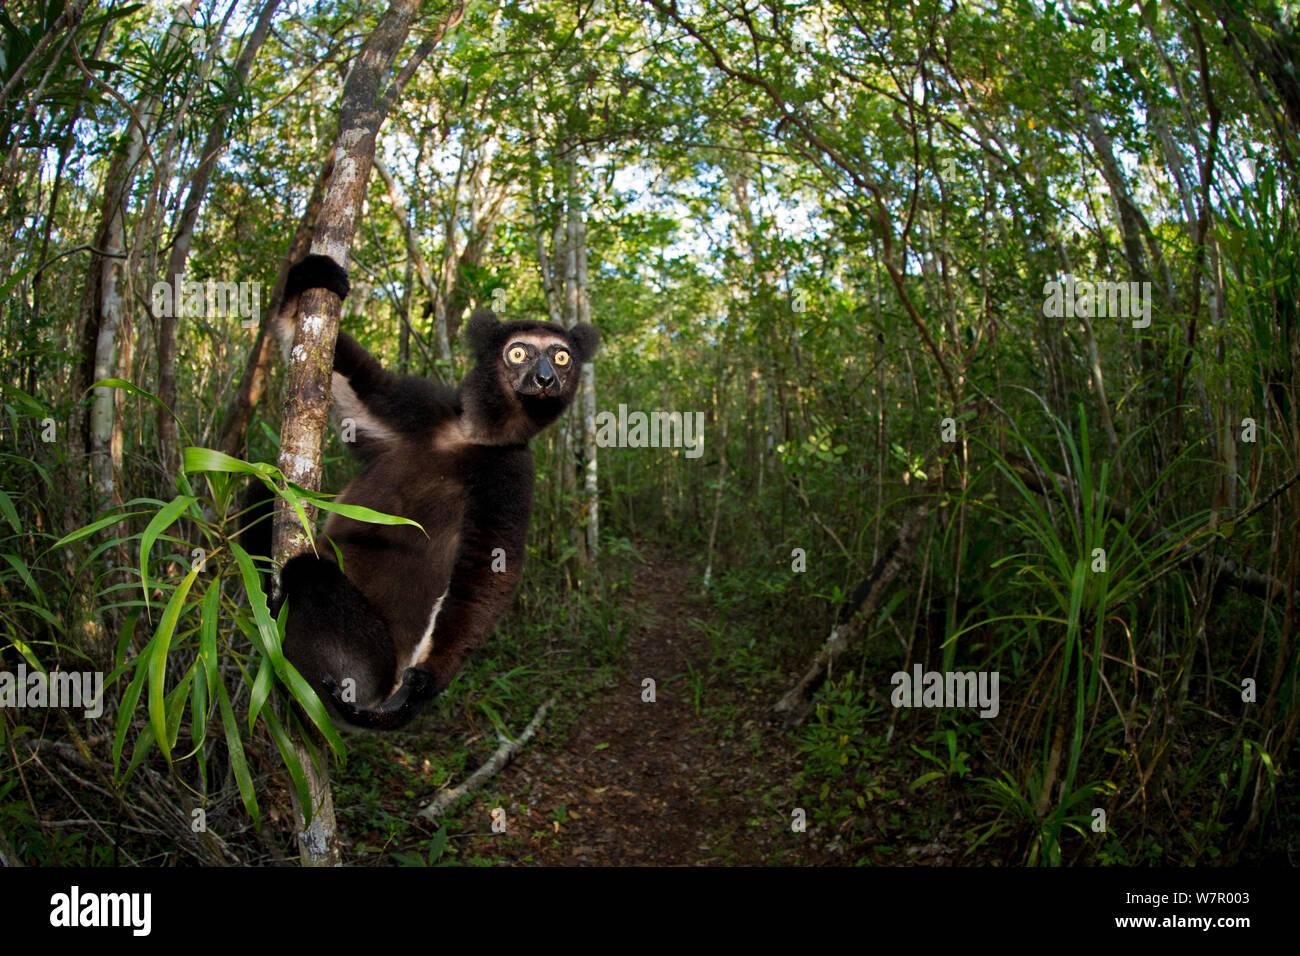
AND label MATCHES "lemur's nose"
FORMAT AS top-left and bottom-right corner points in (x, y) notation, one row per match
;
(536, 358), (556, 388)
